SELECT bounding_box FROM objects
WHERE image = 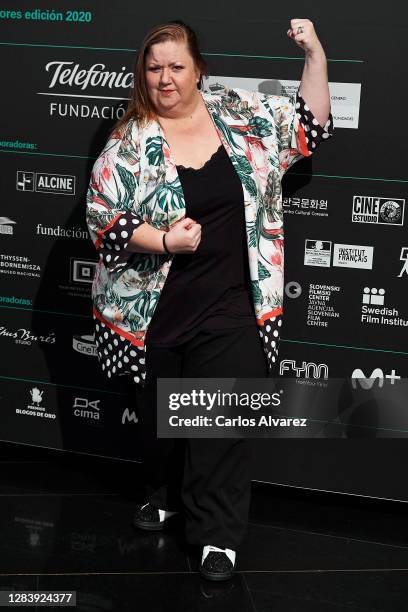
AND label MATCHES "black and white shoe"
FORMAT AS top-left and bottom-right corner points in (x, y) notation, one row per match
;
(133, 503), (179, 531)
(199, 545), (236, 581)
